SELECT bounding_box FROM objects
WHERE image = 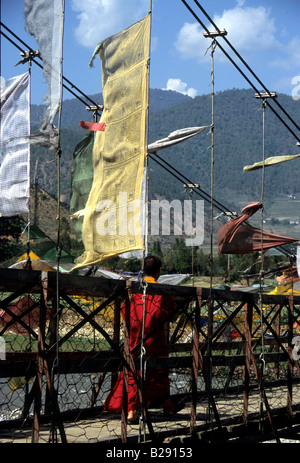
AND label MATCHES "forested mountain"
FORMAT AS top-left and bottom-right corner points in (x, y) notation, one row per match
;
(29, 89), (192, 200)
(30, 87), (300, 240)
(147, 89), (300, 206)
